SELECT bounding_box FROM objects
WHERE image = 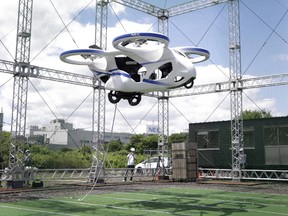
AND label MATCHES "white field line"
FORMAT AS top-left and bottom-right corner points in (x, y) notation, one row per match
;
(40, 198), (192, 216)
(0, 204), (80, 216)
(99, 193), (288, 216)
